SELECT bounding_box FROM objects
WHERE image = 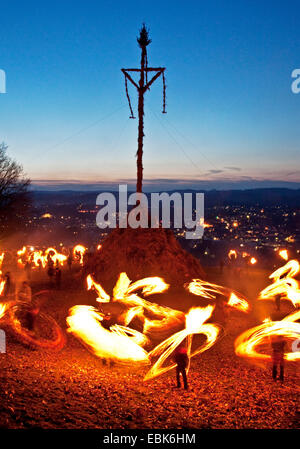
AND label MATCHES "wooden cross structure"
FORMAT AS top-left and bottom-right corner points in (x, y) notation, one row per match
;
(121, 24), (166, 193)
